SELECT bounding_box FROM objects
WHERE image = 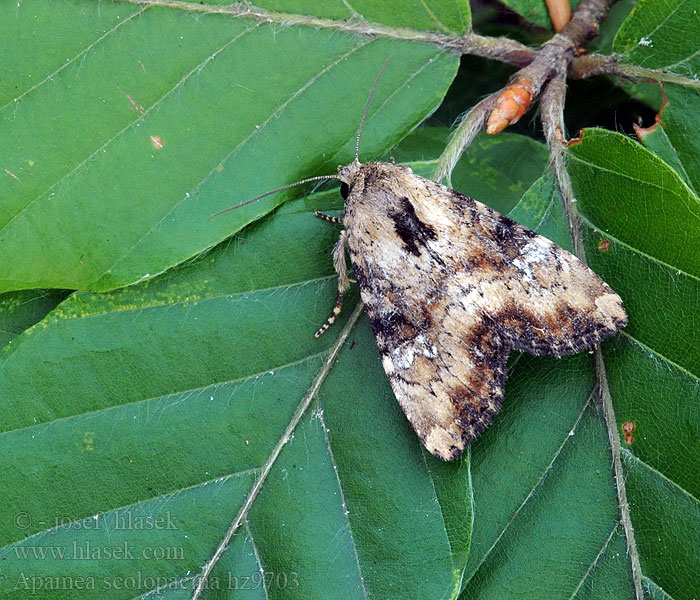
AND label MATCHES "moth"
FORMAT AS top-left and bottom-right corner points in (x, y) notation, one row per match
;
(213, 66), (627, 461)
